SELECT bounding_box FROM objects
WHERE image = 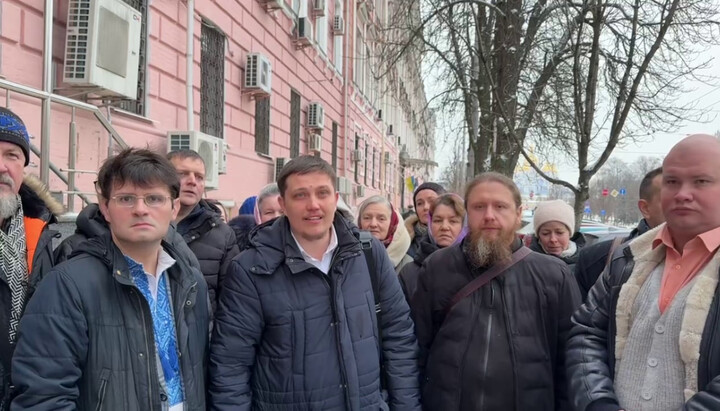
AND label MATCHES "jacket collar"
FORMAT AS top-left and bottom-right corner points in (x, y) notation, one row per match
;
(177, 200), (221, 239)
(19, 175), (63, 223)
